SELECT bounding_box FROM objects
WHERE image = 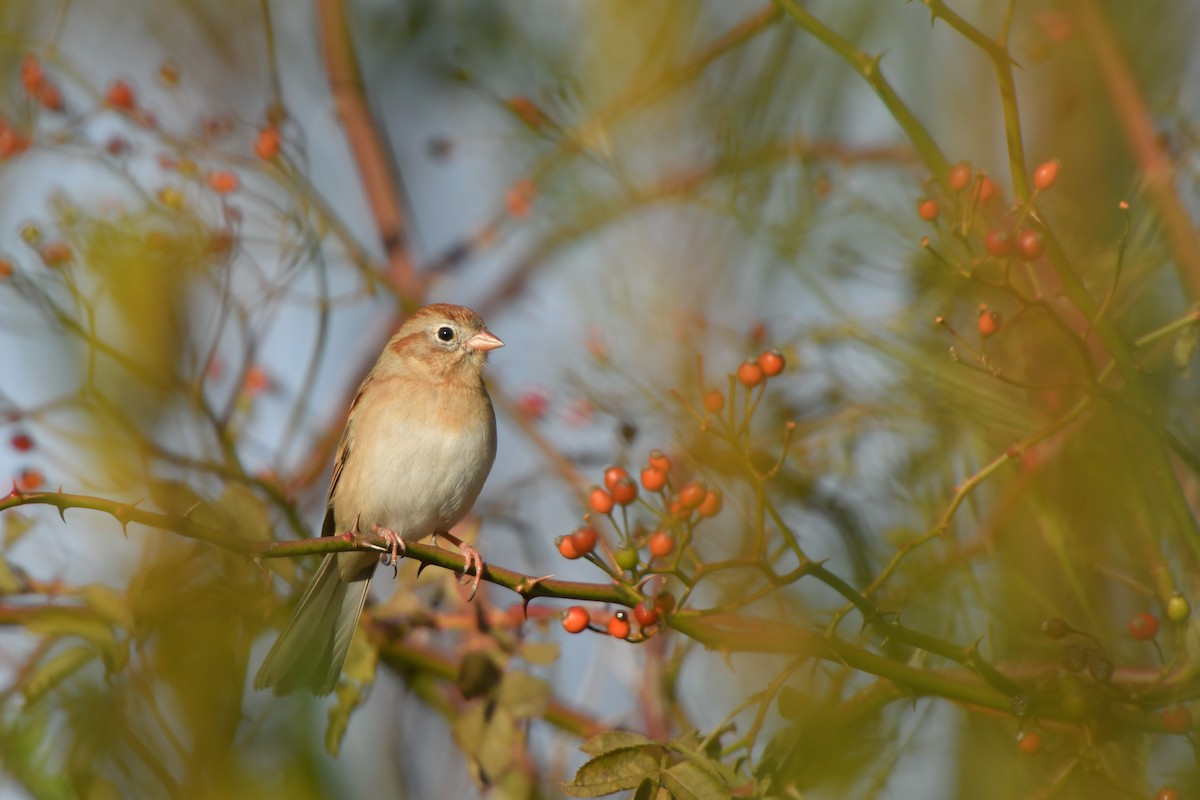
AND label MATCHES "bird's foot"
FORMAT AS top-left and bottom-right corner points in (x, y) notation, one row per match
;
(436, 530), (485, 601)
(370, 525), (406, 577)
